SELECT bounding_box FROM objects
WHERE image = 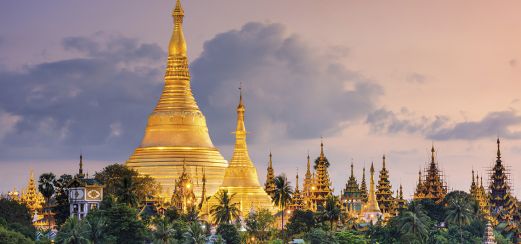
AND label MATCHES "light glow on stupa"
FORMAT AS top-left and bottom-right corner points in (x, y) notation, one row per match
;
(126, 0), (227, 199)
